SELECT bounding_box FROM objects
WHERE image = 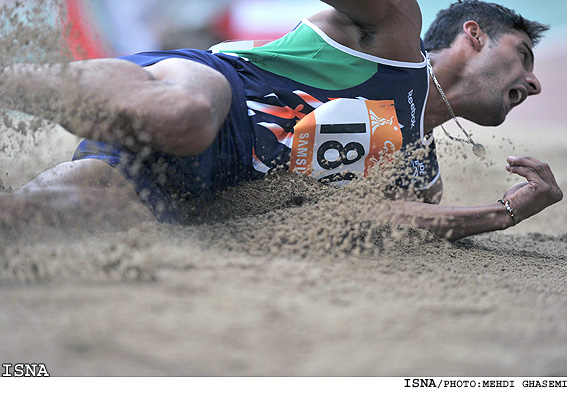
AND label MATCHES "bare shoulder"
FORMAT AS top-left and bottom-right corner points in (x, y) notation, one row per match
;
(314, 0), (423, 62)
